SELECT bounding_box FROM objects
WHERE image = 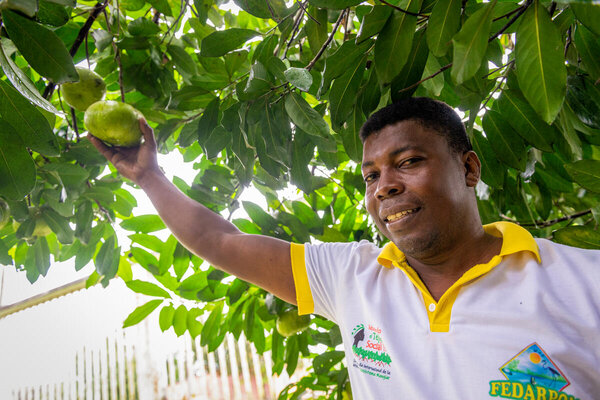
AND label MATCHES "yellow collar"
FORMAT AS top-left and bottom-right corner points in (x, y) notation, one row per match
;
(377, 221), (541, 268)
